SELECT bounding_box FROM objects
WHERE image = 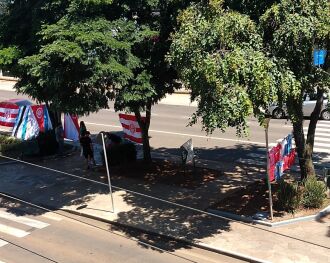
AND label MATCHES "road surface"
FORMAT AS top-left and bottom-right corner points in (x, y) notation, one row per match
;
(0, 197), (245, 263)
